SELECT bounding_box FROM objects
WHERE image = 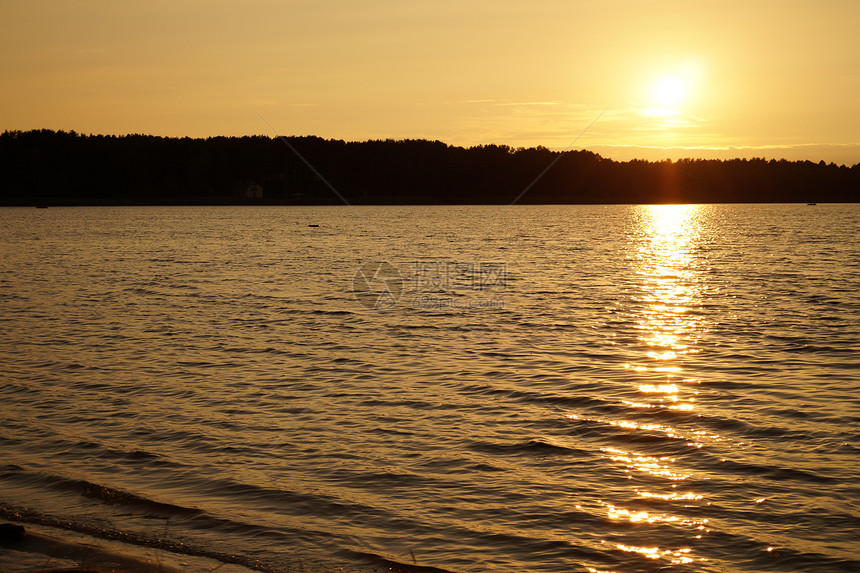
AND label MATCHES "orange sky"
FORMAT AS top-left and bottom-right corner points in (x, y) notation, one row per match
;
(2, 1), (859, 164)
